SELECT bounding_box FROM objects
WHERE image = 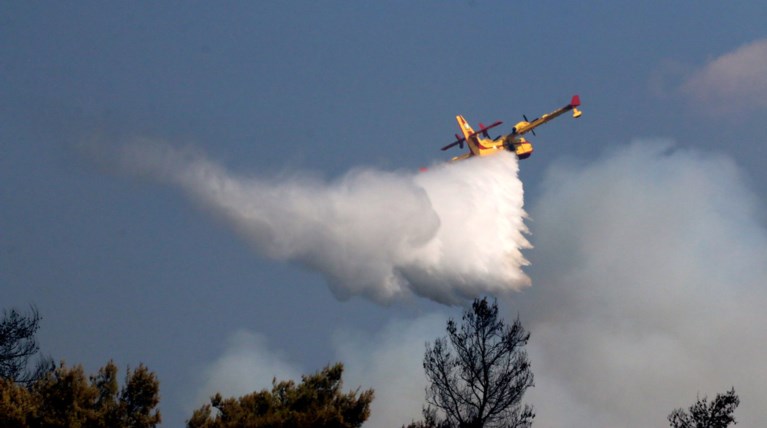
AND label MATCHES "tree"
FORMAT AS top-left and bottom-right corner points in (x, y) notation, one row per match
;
(668, 388), (739, 428)
(0, 360), (161, 427)
(402, 407), (451, 428)
(421, 297), (534, 428)
(0, 377), (36, 428)
(0, 306), (53, 384)
(187, 362), (374, 428)
(119, 364), (162, 428)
